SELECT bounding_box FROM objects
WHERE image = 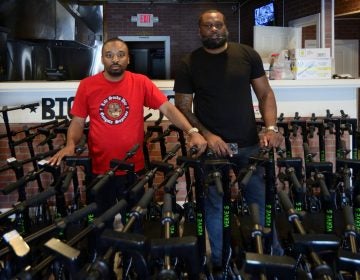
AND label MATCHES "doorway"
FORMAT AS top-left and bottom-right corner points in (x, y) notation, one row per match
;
(288, 13), (322, 48)
(119, 36), (170, 79)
